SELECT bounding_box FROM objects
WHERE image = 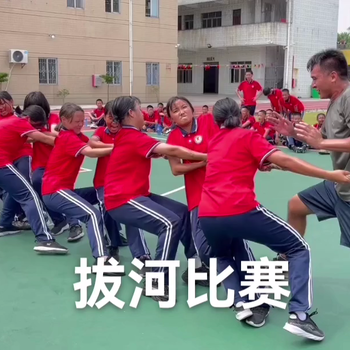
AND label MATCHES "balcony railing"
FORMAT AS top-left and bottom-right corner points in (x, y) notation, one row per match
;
(178, 22), (288, 50)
